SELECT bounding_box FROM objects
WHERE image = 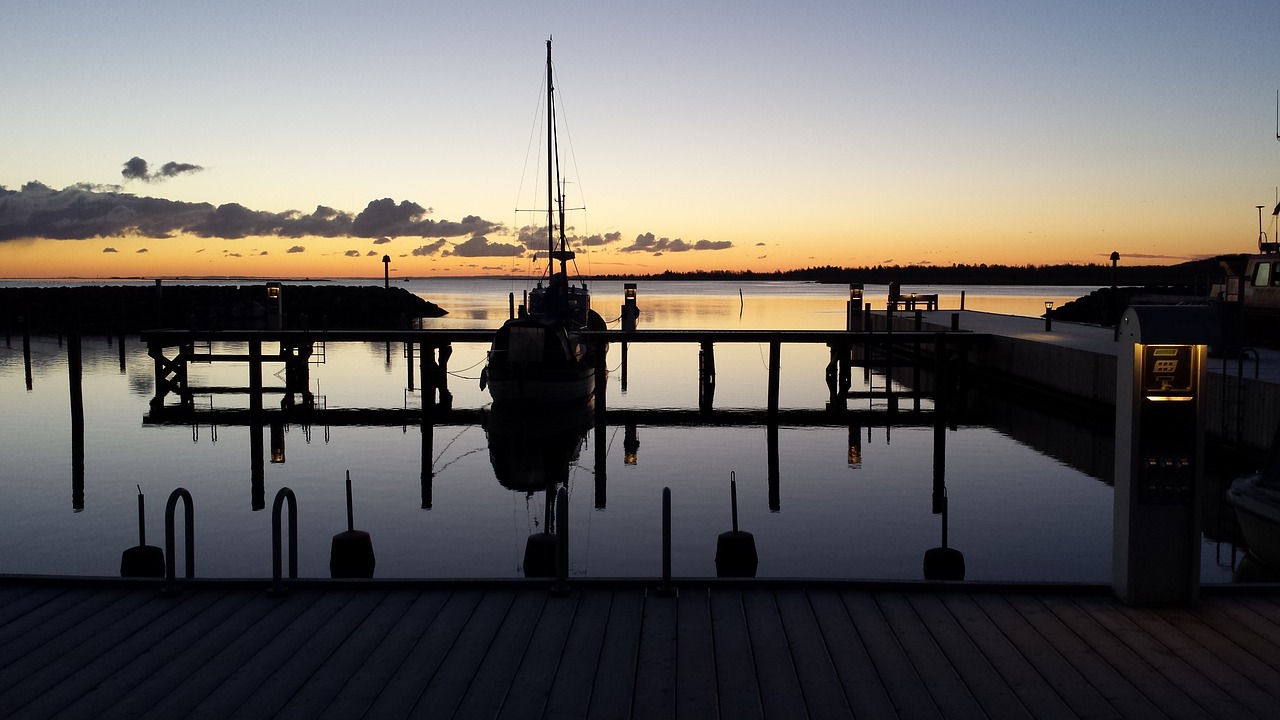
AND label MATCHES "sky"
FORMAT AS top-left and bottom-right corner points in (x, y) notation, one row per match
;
(2, 1), (1278, 279)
